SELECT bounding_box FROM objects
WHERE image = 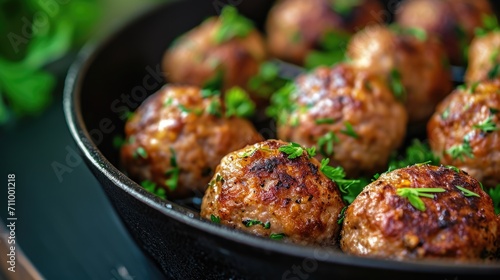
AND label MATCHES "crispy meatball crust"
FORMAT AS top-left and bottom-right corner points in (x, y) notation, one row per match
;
(277, 64), (407, 177)
(466, 31), (500, 83)
(201, 140), (346, 246)
(396, 0), (493, 65)
(121, 85), (263, 198)
(162, 18), (267, 93)
(265, 0), (384, 65)
(348, 25), (453, 124)
(341, 165), (500, 260)
(427, 81), (500, 188)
